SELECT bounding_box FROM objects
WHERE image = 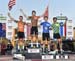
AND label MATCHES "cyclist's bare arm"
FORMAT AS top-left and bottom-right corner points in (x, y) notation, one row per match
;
(8, 12), (18, 23)
(20, 9), (28, 18)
